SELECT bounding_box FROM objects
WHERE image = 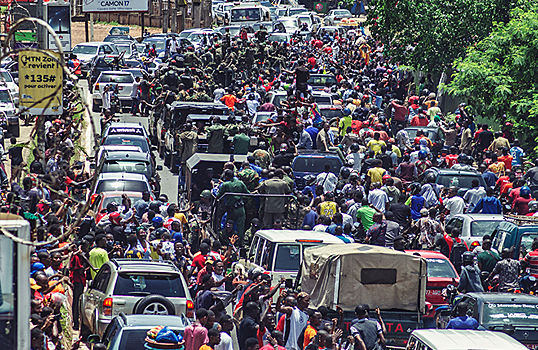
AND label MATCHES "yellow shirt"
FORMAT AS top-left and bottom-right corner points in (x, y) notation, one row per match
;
(368, 167), (386, 183)
(367, 139), (386, 154)
(320, 201), (337, 217)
